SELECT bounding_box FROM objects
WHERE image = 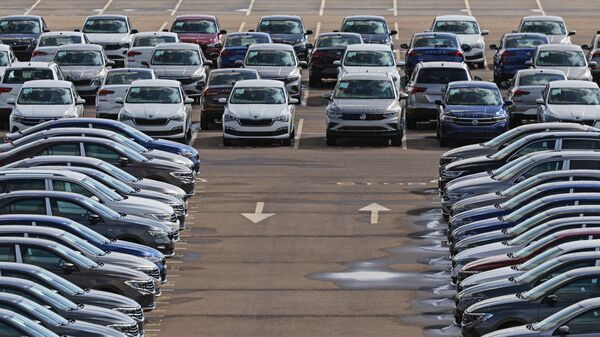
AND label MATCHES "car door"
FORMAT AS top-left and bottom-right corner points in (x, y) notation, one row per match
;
(19, 244), (70, 276)
(556, 307), (600, 337)
(538, 276), (600, 320)
(48, 198), (105, 234)
(49, 179), (95, 199)
(561, 139), (600, 151)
